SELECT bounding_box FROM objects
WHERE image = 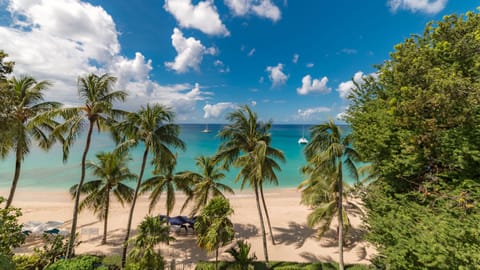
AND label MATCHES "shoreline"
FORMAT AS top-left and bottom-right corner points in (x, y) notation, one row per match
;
(3, 187), (375, 266)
